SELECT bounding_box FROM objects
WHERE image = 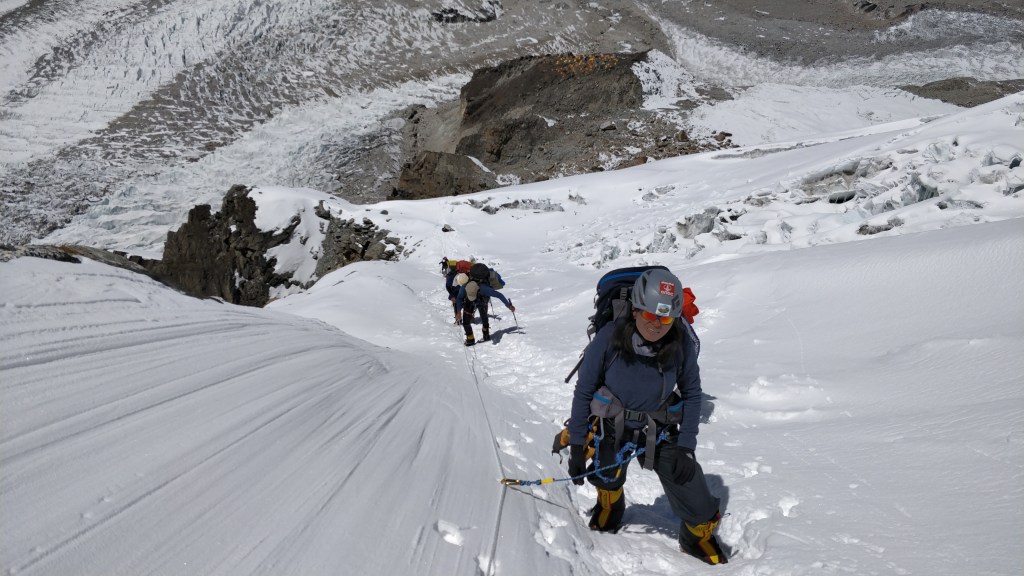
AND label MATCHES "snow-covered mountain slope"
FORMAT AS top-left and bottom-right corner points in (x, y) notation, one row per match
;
(3, 92), (1022, 575)
(2, 3), (1023, 572)
(3, 214), (1021, 575)
(0, 256), (541, 575)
